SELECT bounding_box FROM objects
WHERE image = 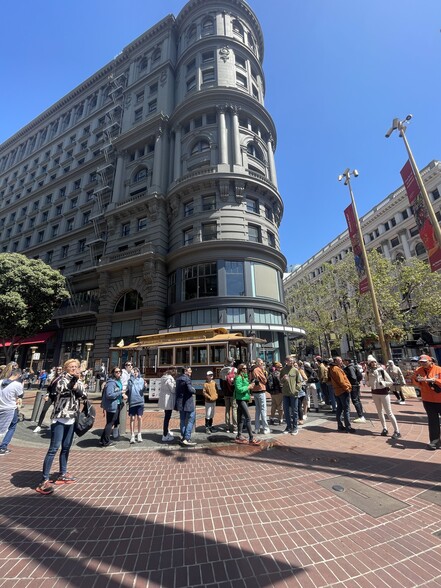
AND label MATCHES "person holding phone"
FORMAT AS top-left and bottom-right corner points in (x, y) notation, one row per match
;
(413, 354), (441, 450)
